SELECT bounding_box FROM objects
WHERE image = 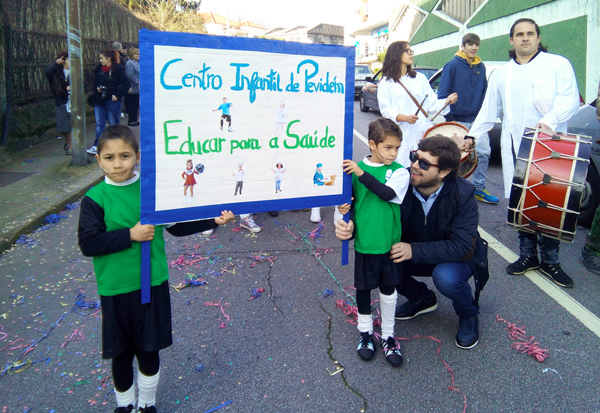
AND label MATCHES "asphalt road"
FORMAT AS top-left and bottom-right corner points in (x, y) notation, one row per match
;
(0, 100), (599, 413)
